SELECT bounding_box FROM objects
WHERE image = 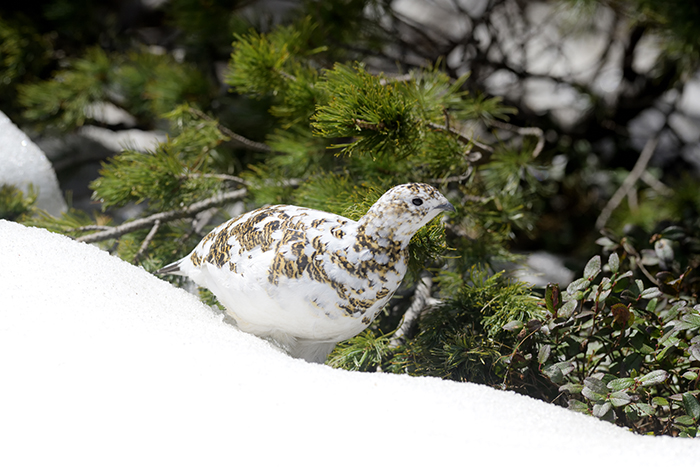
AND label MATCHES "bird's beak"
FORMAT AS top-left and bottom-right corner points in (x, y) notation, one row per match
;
(438, 202), (456, 213)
